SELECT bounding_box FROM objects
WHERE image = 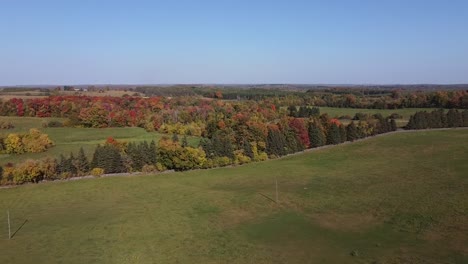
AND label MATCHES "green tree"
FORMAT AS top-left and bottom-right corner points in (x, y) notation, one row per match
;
(172, 133), (179, 142)
(75, 147), (90, 175)
(91, 145), (125, 174)
(326, 123), (341, 145)
(346, 122), (358, 141)
(308, 123), (326, 148)
(181, 135), (188, 147)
